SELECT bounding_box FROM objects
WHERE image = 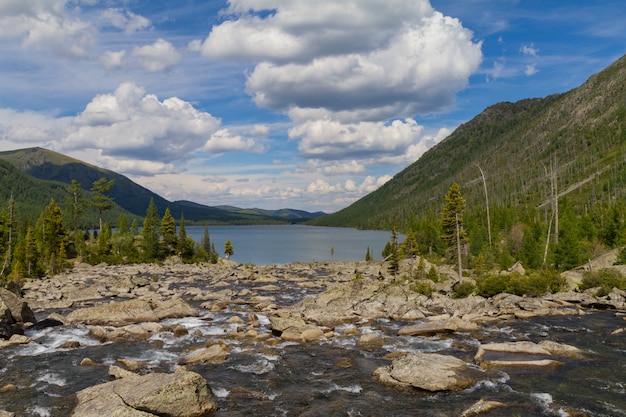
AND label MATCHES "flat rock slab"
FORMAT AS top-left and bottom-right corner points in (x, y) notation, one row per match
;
(71, 368), (218, 417)
(398, 317), (479, 336)
(373, 352), (479, 392)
